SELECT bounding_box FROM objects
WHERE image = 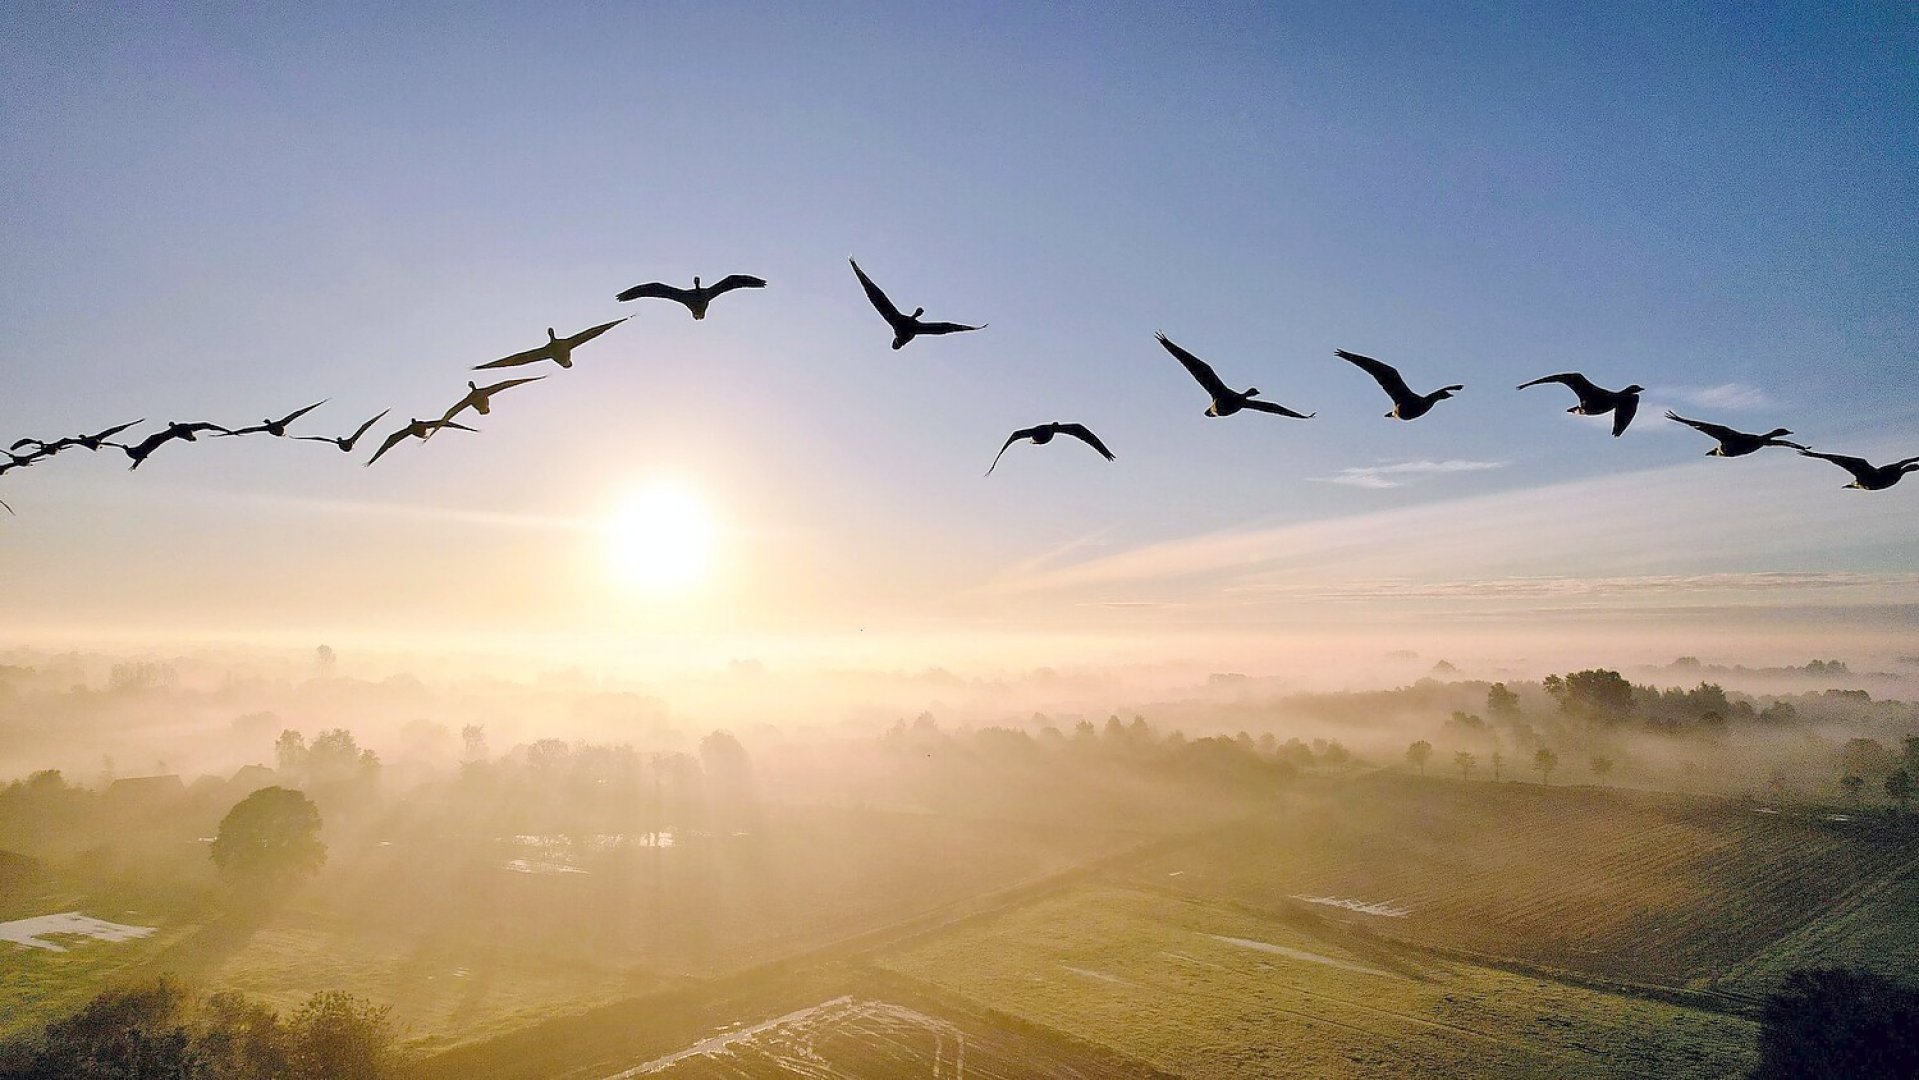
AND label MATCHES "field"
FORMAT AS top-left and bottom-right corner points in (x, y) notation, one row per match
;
(0, 805), (1146, 1046)
(1118, 774), (1917, 992)
(876, 885), (1759, 1079)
